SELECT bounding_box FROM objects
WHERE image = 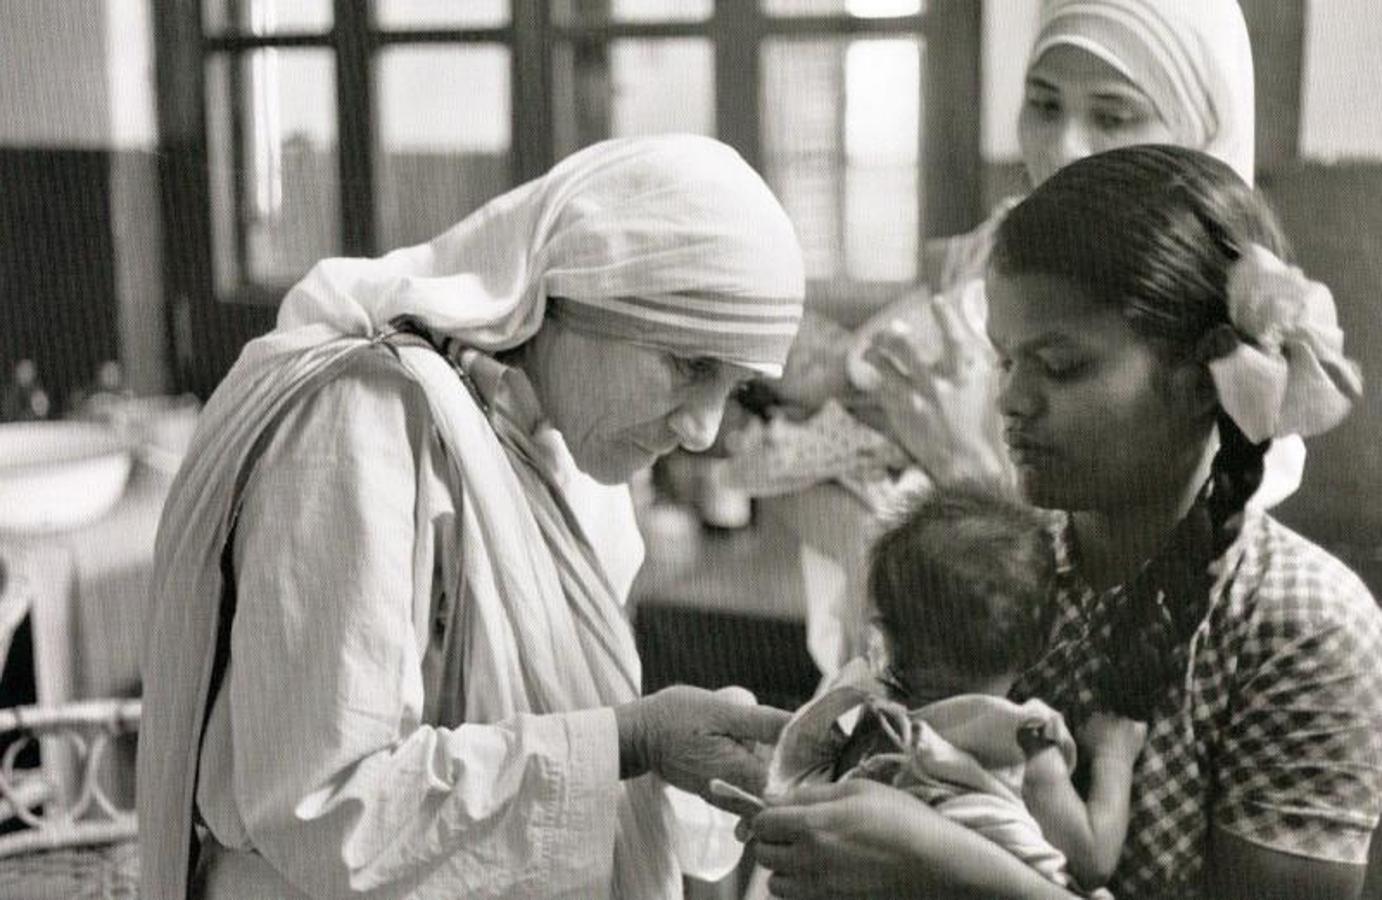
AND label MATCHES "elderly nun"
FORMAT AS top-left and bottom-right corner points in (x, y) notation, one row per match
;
(138, 135), (804, 899)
